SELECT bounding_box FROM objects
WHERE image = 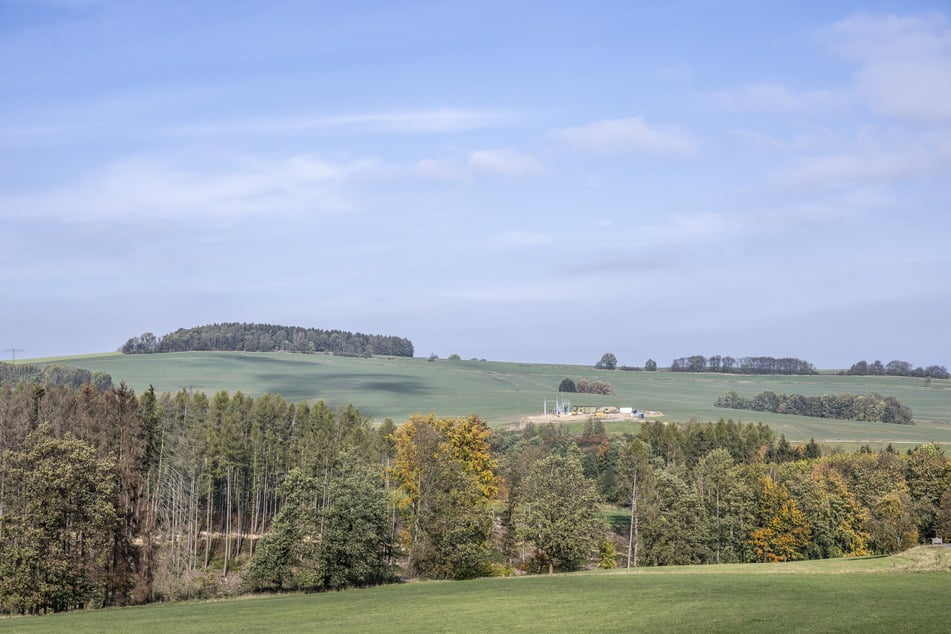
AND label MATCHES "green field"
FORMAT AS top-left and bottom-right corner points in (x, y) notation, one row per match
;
(29, 352), (951, 447)
(2, 547), (949, 633)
